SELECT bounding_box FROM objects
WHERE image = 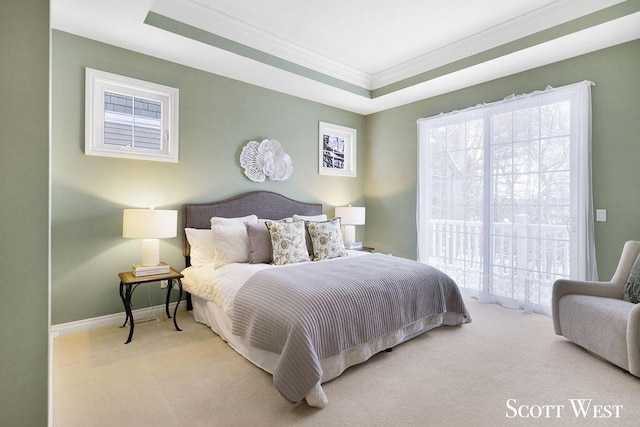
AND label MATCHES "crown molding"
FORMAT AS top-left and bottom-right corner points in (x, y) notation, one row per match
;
(371, 0), (625, 88)
(52, 0), (639, 114)
(151, 0), (373, 89)
(153, 0), (625, 91)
